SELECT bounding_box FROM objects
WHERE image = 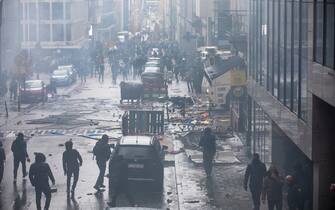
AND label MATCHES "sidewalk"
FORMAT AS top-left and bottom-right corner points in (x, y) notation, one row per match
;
(175, 132), (269, 210)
